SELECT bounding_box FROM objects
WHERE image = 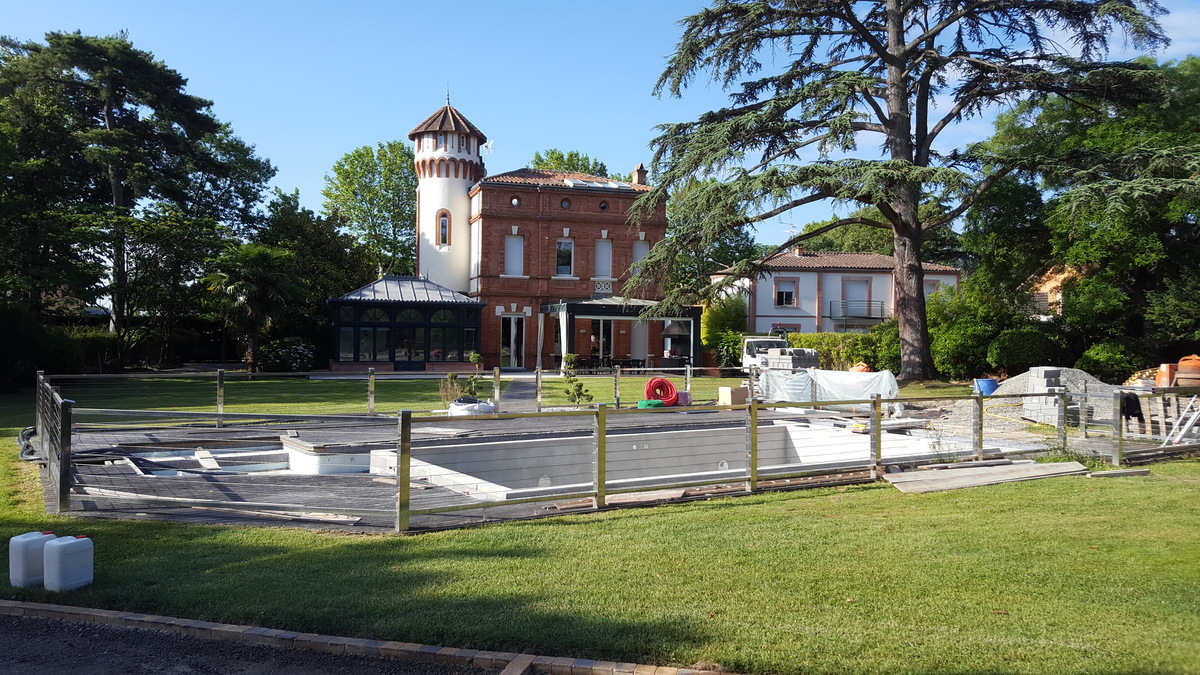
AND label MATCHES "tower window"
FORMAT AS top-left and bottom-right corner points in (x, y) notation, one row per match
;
(510, 196), (520, 207)
(437, 210), (451, 246)
(599, 200), (608, 211)
(438, 133), (445, 150)
(561, 198), (571, 209)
